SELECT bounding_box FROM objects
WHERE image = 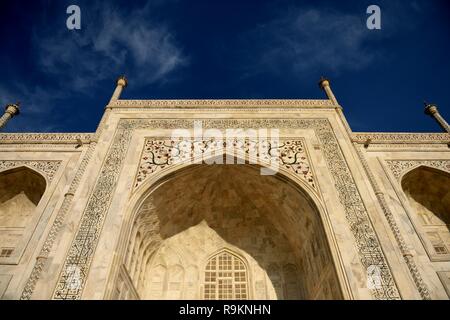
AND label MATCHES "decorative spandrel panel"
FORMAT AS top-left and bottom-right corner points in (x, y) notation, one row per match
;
(0, 160), (61, 183)
(386, 160), (450, 180)
(134, 138), (316, 191)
